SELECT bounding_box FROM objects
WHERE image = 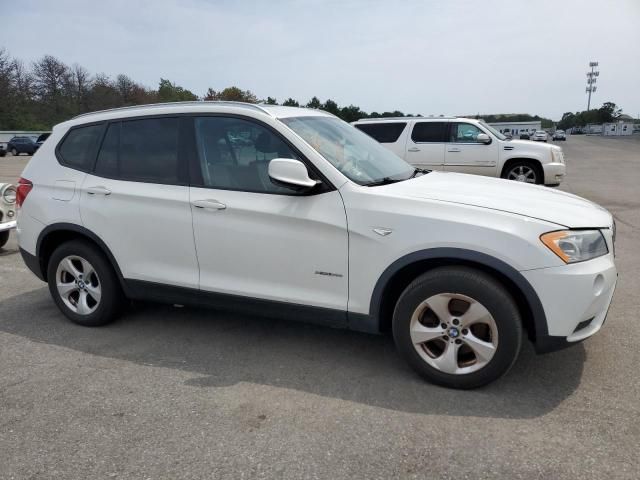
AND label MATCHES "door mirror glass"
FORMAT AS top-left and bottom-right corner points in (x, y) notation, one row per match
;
(476, 133), (491, 144)
(268, 159), (318, 190)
